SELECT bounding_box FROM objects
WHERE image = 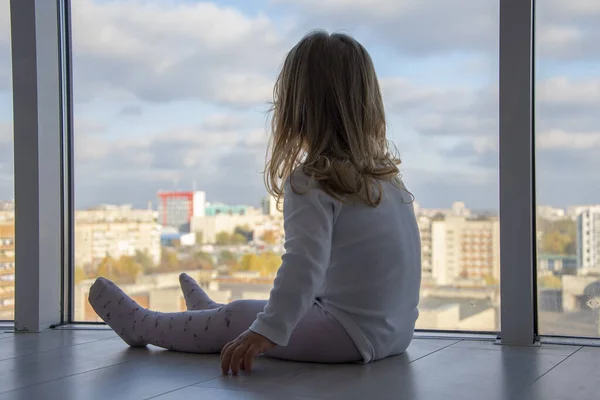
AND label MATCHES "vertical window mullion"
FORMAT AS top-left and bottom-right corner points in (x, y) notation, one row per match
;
(498, 0), (536, 345)
(11, 0), (64, 331)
